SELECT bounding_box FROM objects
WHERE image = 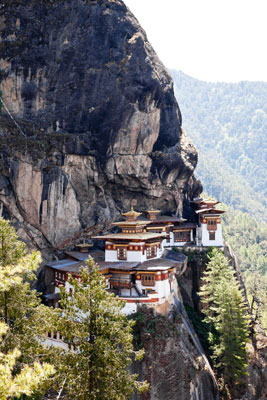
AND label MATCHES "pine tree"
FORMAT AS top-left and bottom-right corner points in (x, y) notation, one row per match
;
(0, 217), (56, 396)
(210, 278), (250, 389)
(199, 248), (235, 322)
(0, 322), (54, 400)
(55, 256), (149, 400)
(199, 249), (250, 392)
